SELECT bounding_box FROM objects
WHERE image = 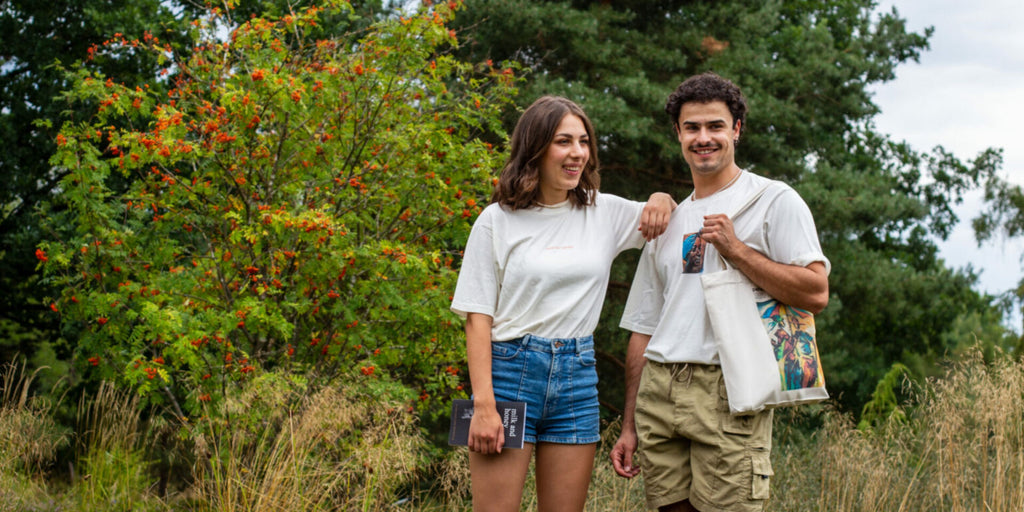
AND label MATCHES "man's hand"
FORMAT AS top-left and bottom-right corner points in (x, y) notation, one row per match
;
(698, 213), (742, 258)
(700, 213), (830, 313)
(611, 428), (642, 478)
